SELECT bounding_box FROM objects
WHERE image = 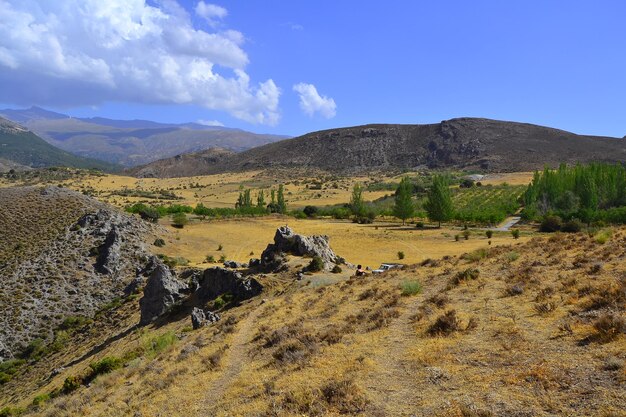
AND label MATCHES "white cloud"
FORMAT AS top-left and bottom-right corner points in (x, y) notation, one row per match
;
(195, 2), (227, 27)
(0, 0), (280, 125)
(197, 119), (224, 126)
(293, 83), (336, 119)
